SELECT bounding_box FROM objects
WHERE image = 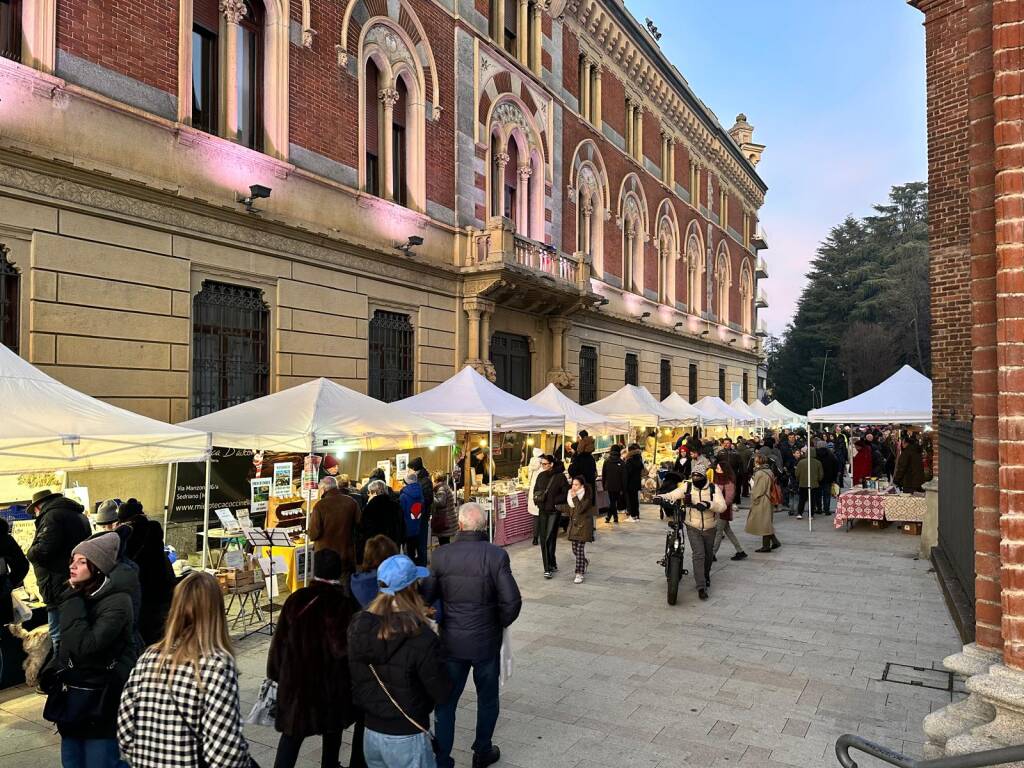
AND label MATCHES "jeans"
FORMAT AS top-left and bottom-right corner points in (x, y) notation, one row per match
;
(819, 482), (833, 513)
(48, 607), (61, 657)
(602, 490), (622, 522)
(537, 512), (559, 573)
(60, 738), (125, 768)
(713, 518), (744, 555)
(406, 531), (427, 567)
(274, 732), (342, 768)
(434, 655), (500, 768)
(363, 730), (434, 768)
(685, 525), (716, 590)
(798, 488), (822, 516)
(625, 489), (640, 519)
